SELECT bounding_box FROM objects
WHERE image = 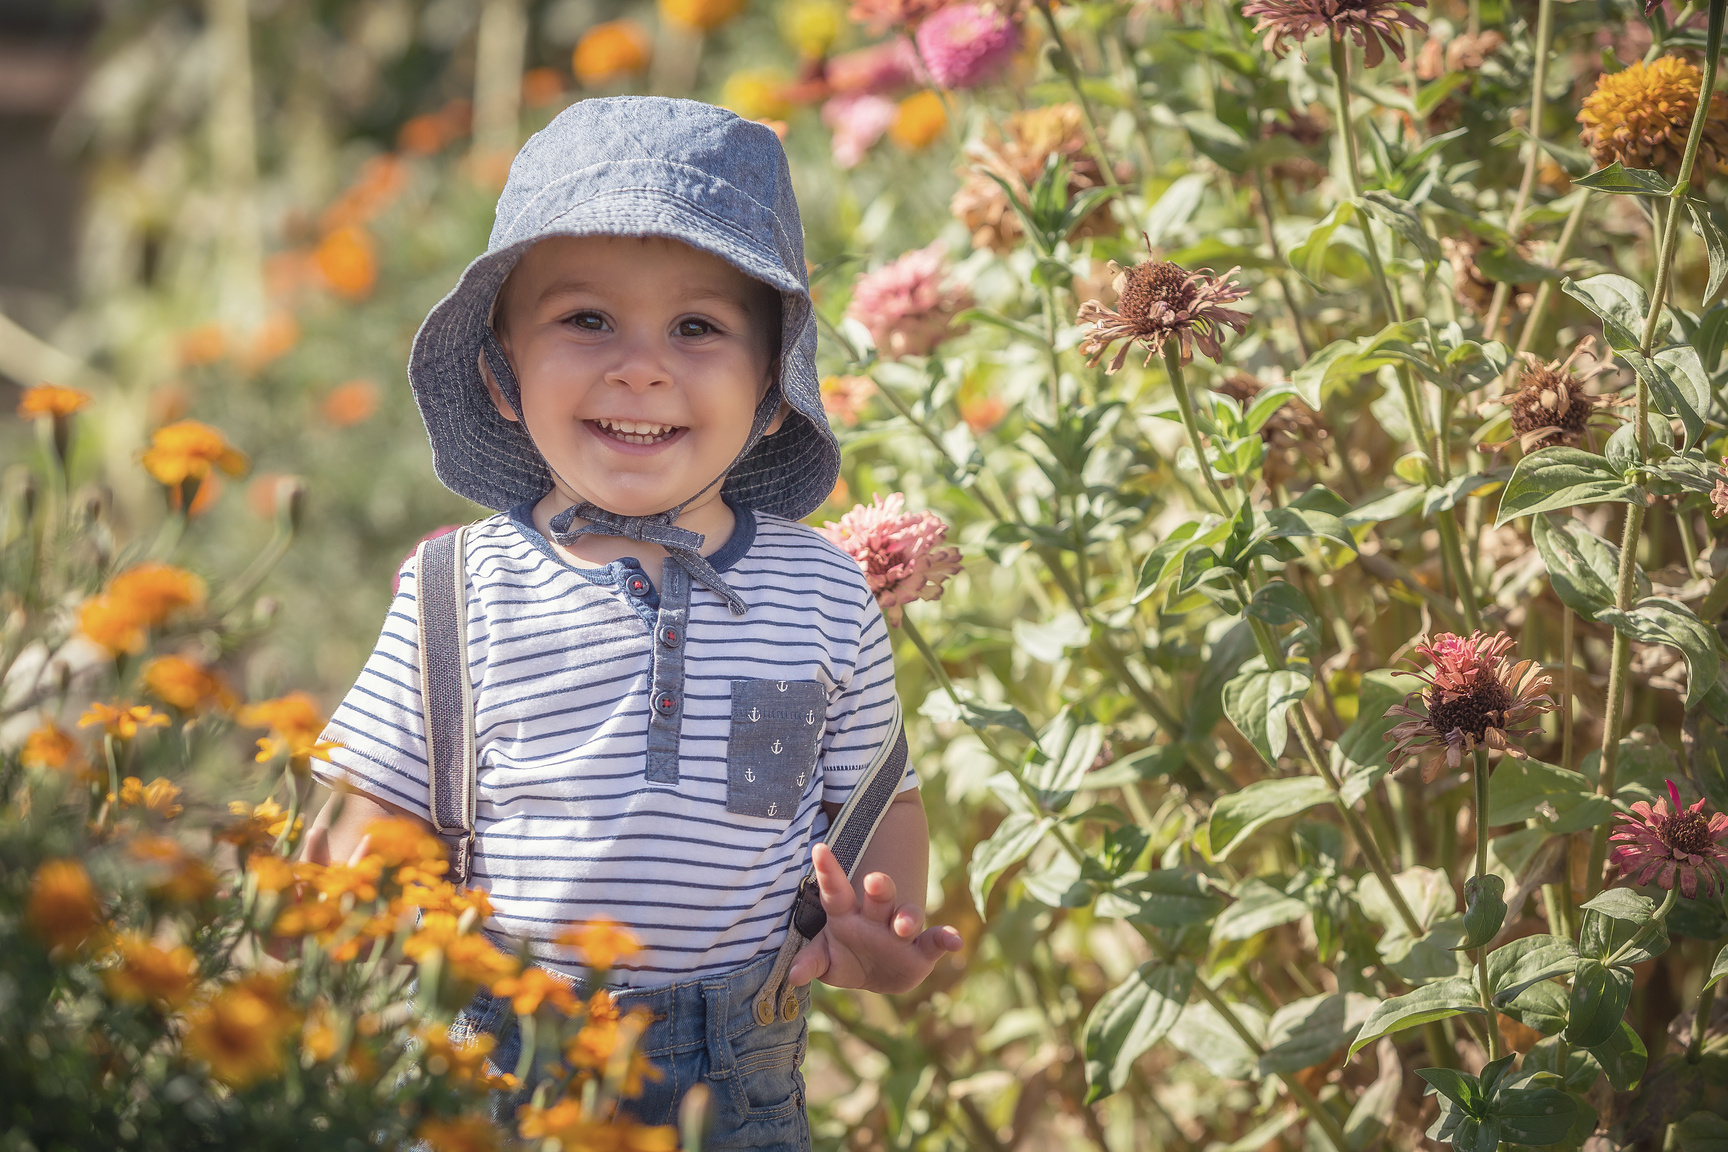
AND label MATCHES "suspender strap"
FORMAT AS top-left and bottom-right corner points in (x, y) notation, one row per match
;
(752, 703), (910, 1026)
(414, 526), (477, 885)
